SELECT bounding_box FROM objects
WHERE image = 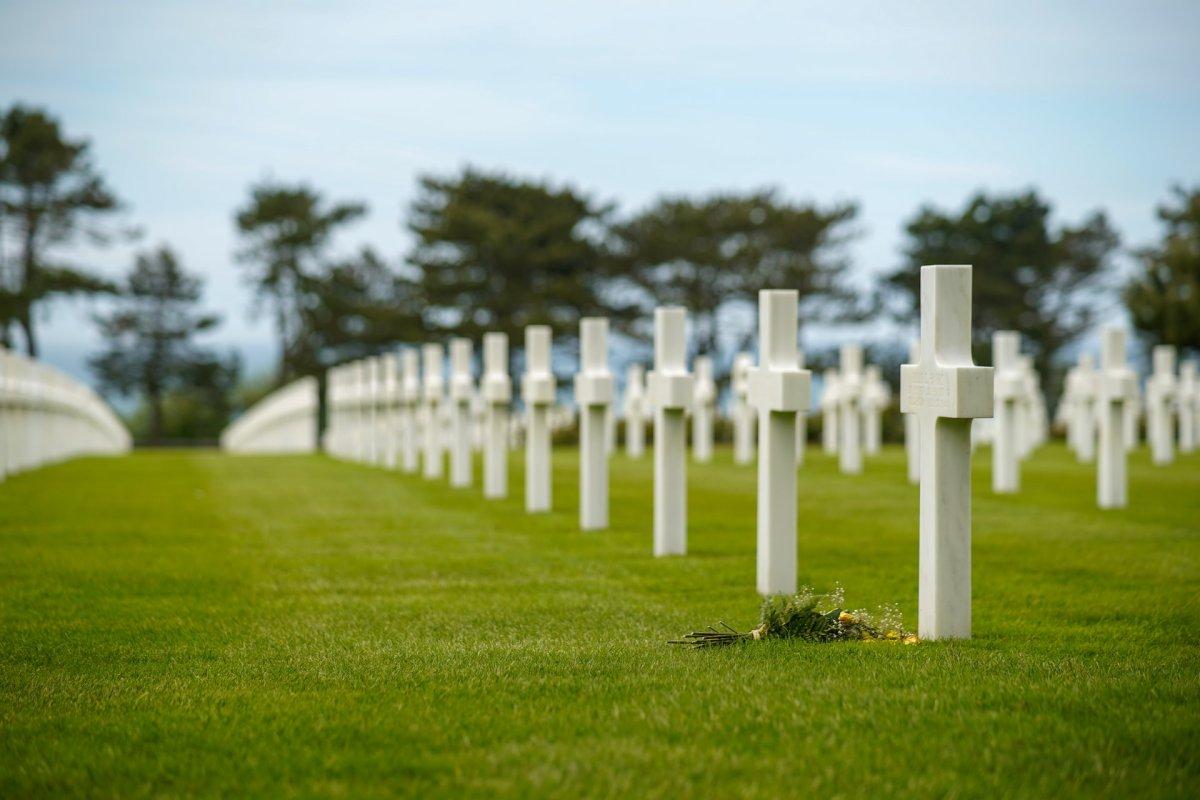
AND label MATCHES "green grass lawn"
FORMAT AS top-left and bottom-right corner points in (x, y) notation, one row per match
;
(1, 443), (1198, 798)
